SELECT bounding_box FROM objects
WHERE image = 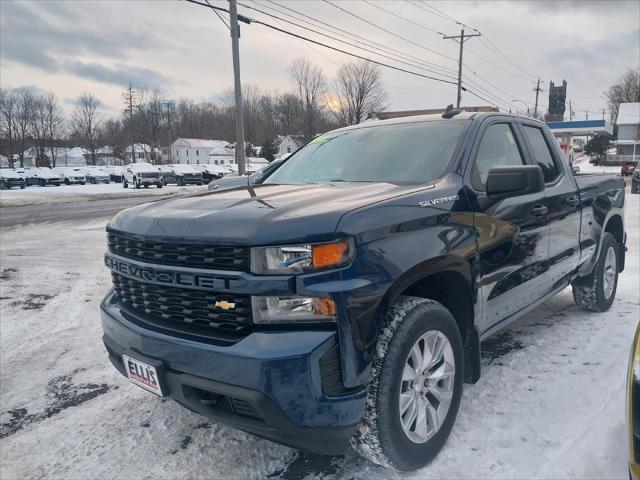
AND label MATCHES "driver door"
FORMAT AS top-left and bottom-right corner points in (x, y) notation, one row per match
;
(467, 120), (551, 336)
